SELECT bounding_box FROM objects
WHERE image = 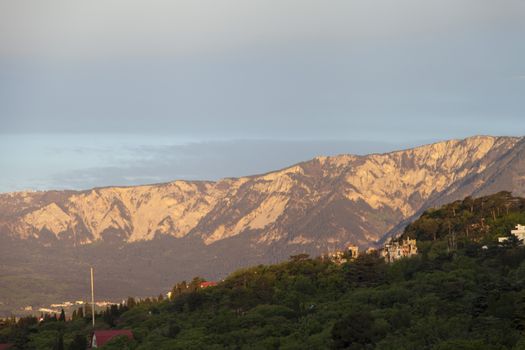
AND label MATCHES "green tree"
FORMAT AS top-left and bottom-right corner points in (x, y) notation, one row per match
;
(77, 307), (84, 319)
(167, 321), (181, 338)
(127, 297), (136, 309)
(68, 333), (88, 350)
(59, 309), (66, 322)
(332, 310), (375, 349)
(54, 332), (64, 350)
